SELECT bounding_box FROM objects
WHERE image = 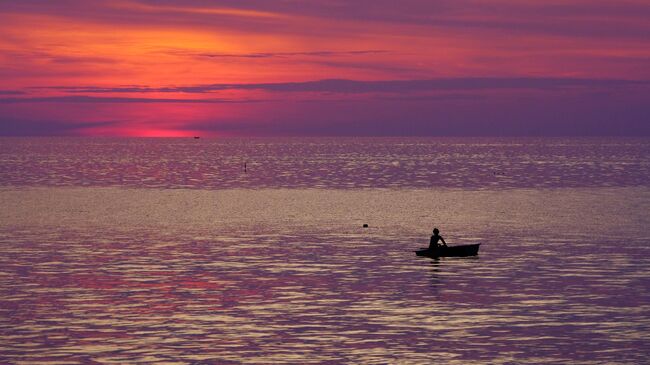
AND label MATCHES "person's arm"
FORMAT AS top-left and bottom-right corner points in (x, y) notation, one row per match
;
(440, 236), (447, 246)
